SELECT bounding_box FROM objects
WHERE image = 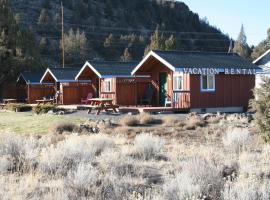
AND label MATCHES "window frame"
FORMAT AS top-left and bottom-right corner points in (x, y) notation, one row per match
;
(104, 79), (112, 92)
(200, 74), (215, 92)
(173, 74), (184, 91)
